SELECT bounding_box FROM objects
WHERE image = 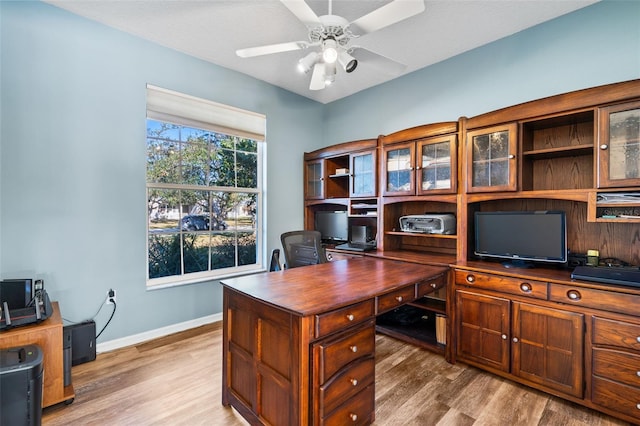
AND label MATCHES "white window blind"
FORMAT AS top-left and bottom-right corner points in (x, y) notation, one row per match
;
(146, 84), (266, 142)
